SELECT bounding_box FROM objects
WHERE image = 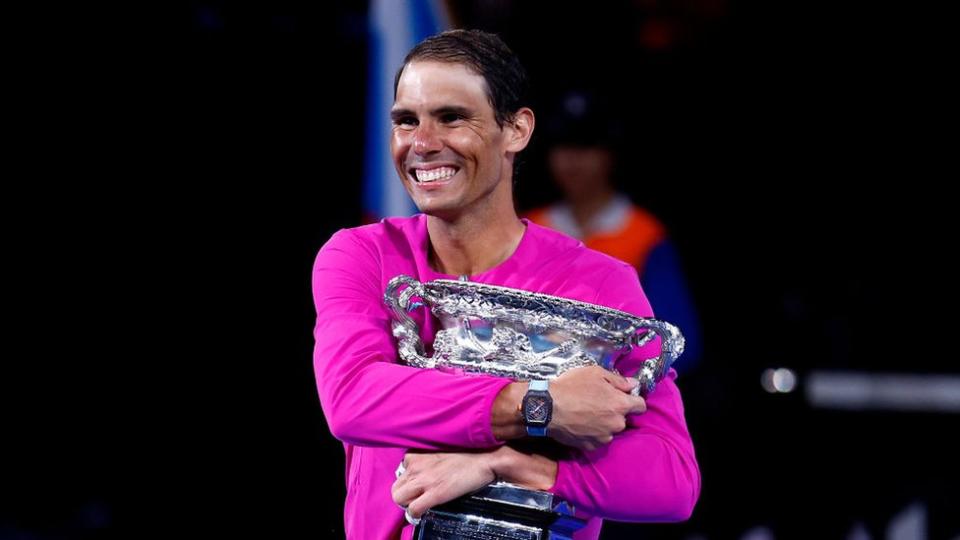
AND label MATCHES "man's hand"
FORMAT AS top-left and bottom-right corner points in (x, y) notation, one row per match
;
(548, 366), (647, 451)
(391, 447), (558, 519)
(391, 451), (497, 519)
